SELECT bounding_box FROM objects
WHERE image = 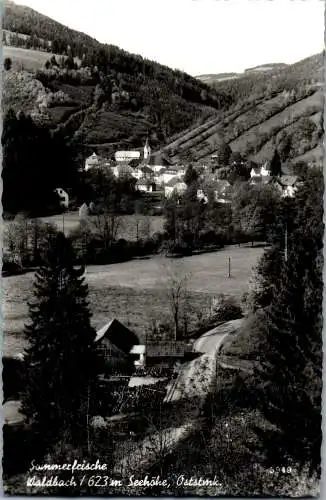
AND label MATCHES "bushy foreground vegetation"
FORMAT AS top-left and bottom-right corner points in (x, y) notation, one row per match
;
(3, 170), (322, 496)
